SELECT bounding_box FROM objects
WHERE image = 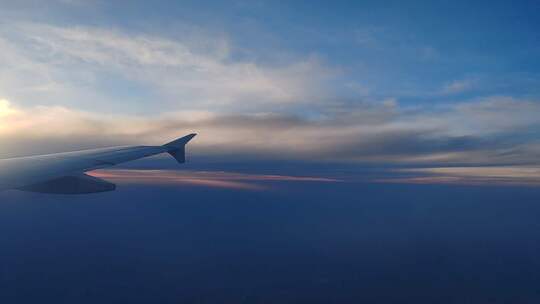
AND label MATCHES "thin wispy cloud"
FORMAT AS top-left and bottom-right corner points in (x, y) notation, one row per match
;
(442, 78), (477, 95)
(0, 22), (337, 113)
(378, 166), (540, 187)
(90, 169), (341, 191)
